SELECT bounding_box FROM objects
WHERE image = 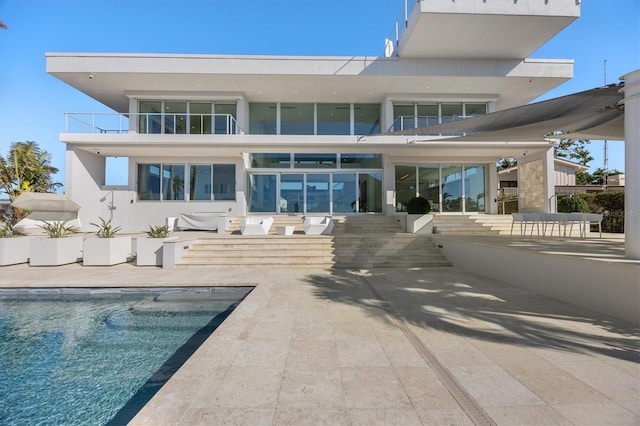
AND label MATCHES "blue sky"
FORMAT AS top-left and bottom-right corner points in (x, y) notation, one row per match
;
(0, 0), (638, 189)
